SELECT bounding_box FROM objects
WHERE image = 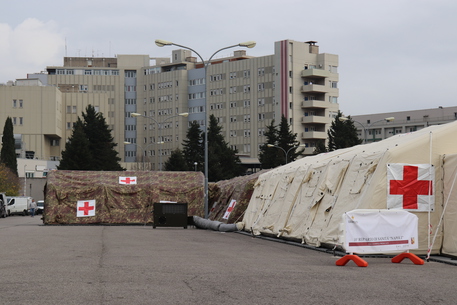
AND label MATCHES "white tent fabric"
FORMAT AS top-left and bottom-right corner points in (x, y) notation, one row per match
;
(442, 153), (457, 256)
(243, 121), (457, 254)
